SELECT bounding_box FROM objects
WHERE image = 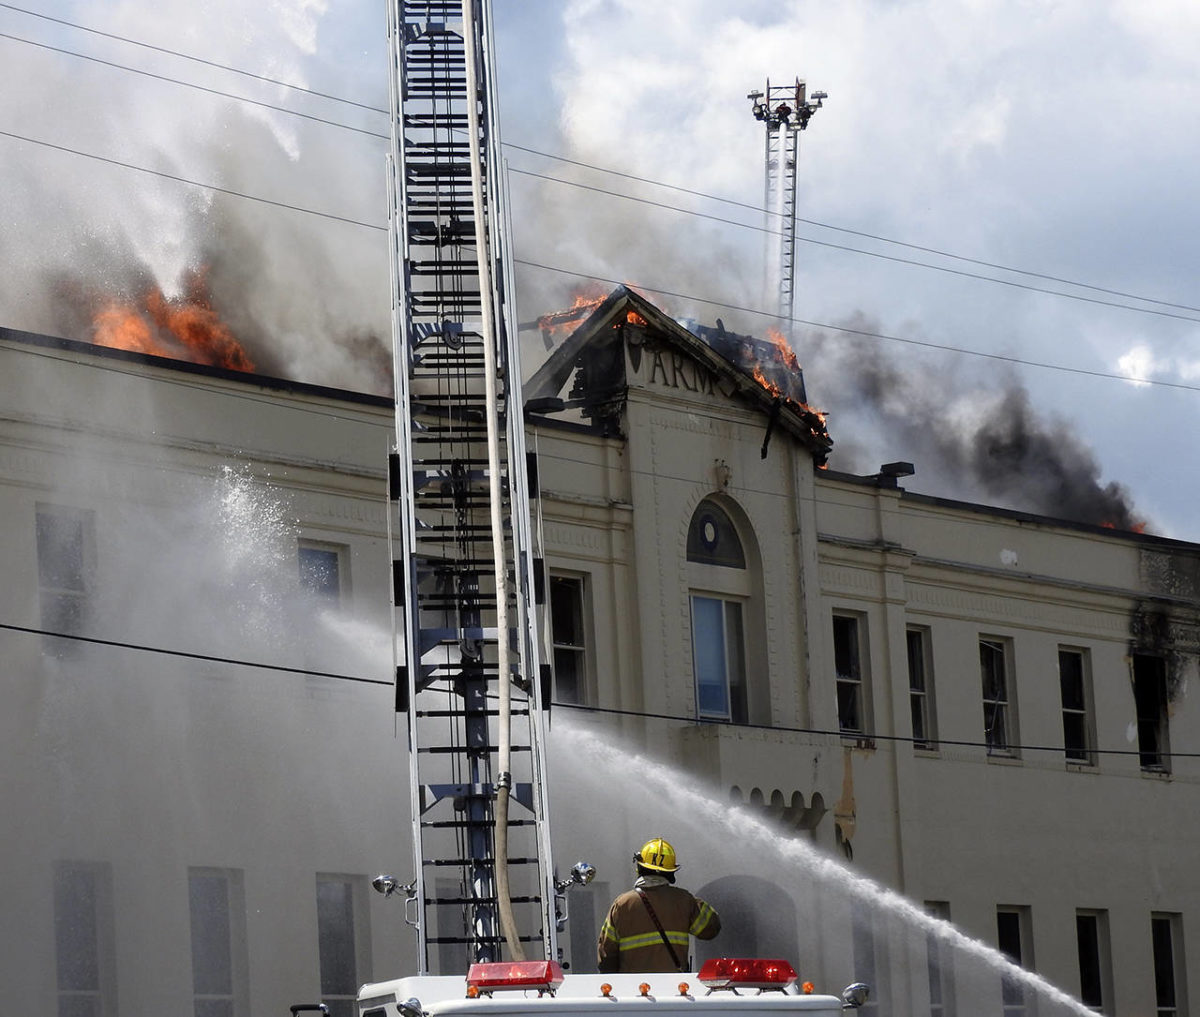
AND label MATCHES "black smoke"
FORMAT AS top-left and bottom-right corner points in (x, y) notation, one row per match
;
(800, 313), (1148, 532)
